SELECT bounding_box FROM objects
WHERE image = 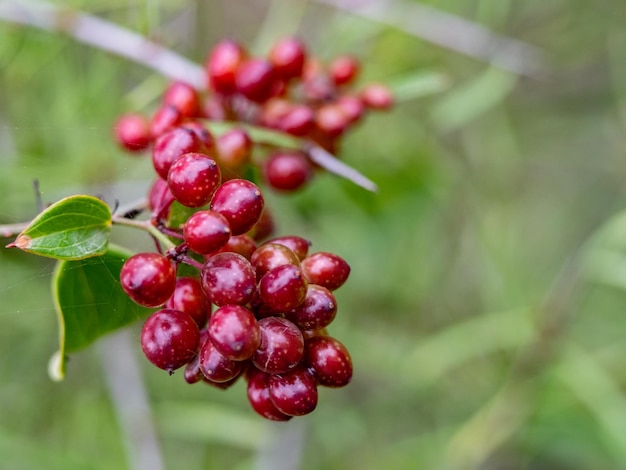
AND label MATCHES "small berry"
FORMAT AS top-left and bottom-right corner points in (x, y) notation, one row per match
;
(264, 151), (313, 192)
(141, 309), (200, 373)
(210, 179), (264, 235)
(217, 234), (257, 260)
(246, 367), (292, 421)
(120, 252), (176, 307)
(215, 129), (253, 171)
(209, 305), (260, 361)
(167, 152), (221, 208)
(287, 284), (336, 330)
(252, 317), (304, 374)
(201, 252), (256, 306)
(336, 95), (364, 124)
(304, 336), (352, 387)
(150, 104), (185, 138)
(360, 83), (394, 110)
(251, 243), (300, 280)
(163, 81), (201, 117)
(114, 114), (152, 152)
(264, 236), (310, 261)
(182, 121), (215, 152)
(184, 210), (231, 255)
(147, 178), (174, 215)
(301, 252), (350, 291)
(269, 368), (318, 416)
(152, 127), (204, 180)
(247, 208), (275, 242)
(268, 37), (306, 80)
(235, 59), (276, 103)
(315, 104), (350, 138)
(199, 335), (244, 383)
(259, 264), (308, 312)
(278, 105), (314, 136)
(207, 40), (247, 94)
(165, 277), (209, 327)
(329, 54), (360, 86)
